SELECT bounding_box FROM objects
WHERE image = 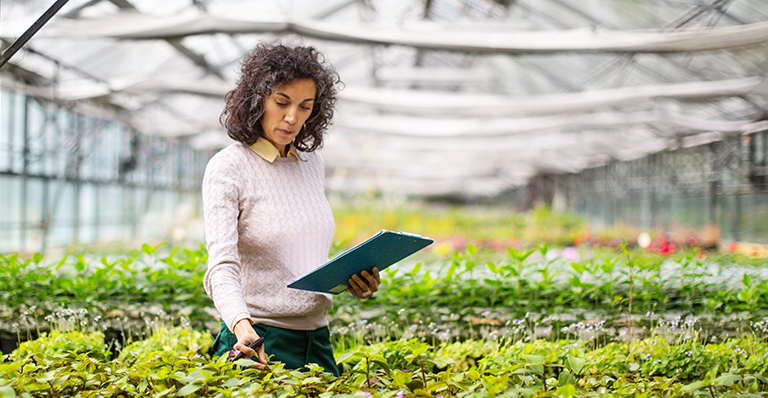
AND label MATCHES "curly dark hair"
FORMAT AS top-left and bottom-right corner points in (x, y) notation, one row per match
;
(220, 42), (341, 152)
